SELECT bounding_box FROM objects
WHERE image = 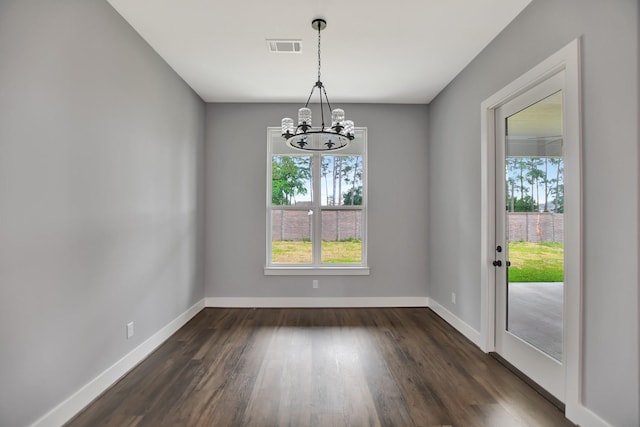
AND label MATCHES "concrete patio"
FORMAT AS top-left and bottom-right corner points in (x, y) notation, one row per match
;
(508, 282), (563, 361)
